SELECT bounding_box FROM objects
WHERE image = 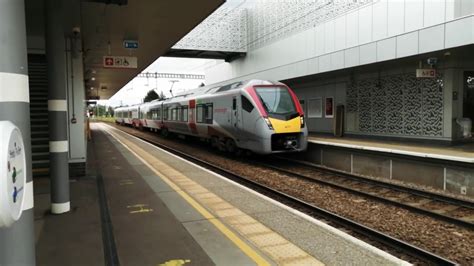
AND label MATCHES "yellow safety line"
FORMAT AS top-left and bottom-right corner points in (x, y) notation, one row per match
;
(102, 125), (271, 266)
